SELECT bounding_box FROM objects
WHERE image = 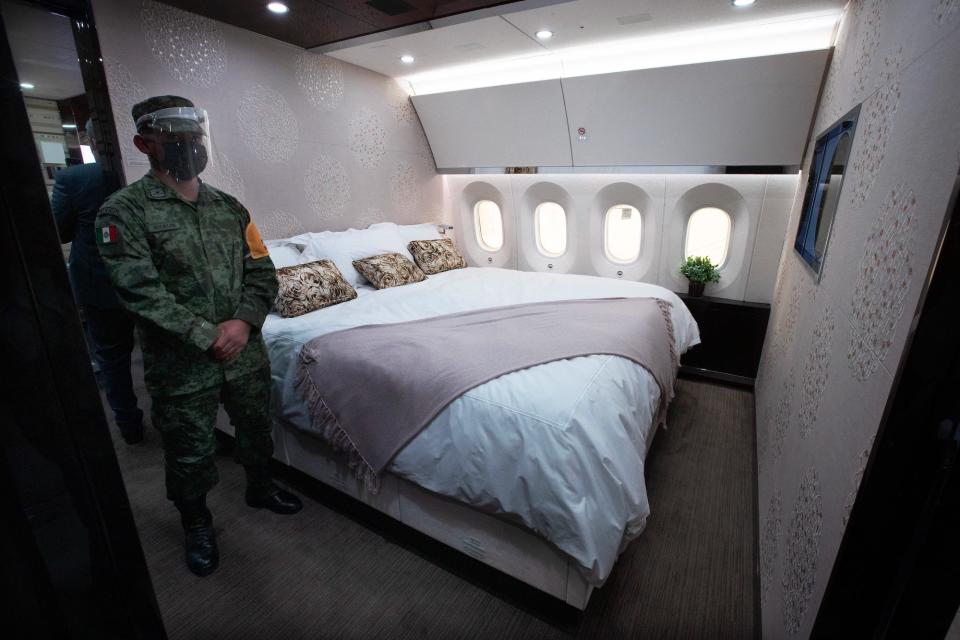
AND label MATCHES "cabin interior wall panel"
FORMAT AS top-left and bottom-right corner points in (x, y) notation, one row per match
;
(754, 2), (960, 637)
(512, 174), (585, 275)
(411, 80), (573, 169)
(562, 51), (829, 167)
(452, 176), (518, 270)
(584, 176), (666, 283)
(656, 175), (766, 301)
(91, 0), (442, 237)
(744, 175), (800, 304)
(947, 607), (960, 640)
(444, 173), (795, 303)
